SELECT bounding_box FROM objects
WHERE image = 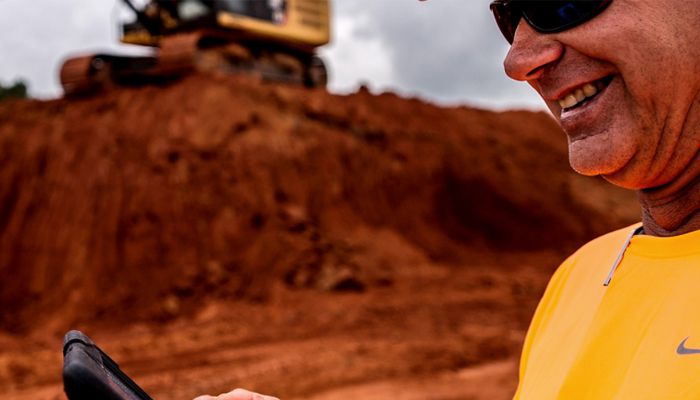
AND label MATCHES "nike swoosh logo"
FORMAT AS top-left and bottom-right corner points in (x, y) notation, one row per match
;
(677, 337), (700, 355)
